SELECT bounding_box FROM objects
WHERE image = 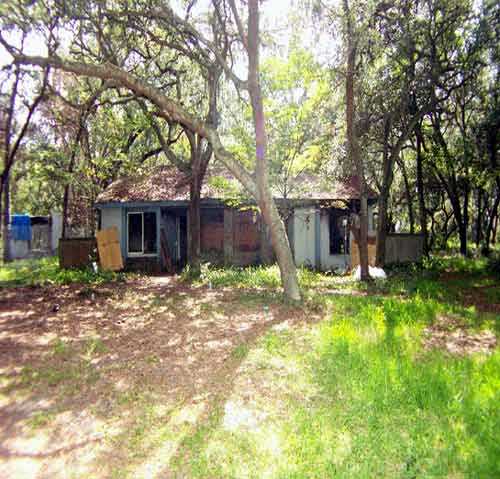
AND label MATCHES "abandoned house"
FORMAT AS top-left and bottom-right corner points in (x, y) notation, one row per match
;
(95, 165), (383, 272)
